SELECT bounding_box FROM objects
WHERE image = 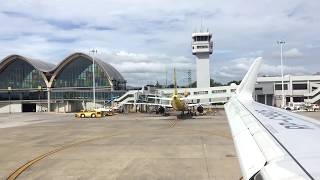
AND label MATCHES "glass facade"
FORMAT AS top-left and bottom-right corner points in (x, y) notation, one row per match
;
(0, 91), (47, 101)
(53, 57), (110, 88)
(0, 54), (127, 104)
(0, 59), (46, 89)
(50, 57), (125, 101)
(51, 91), (125, 101)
